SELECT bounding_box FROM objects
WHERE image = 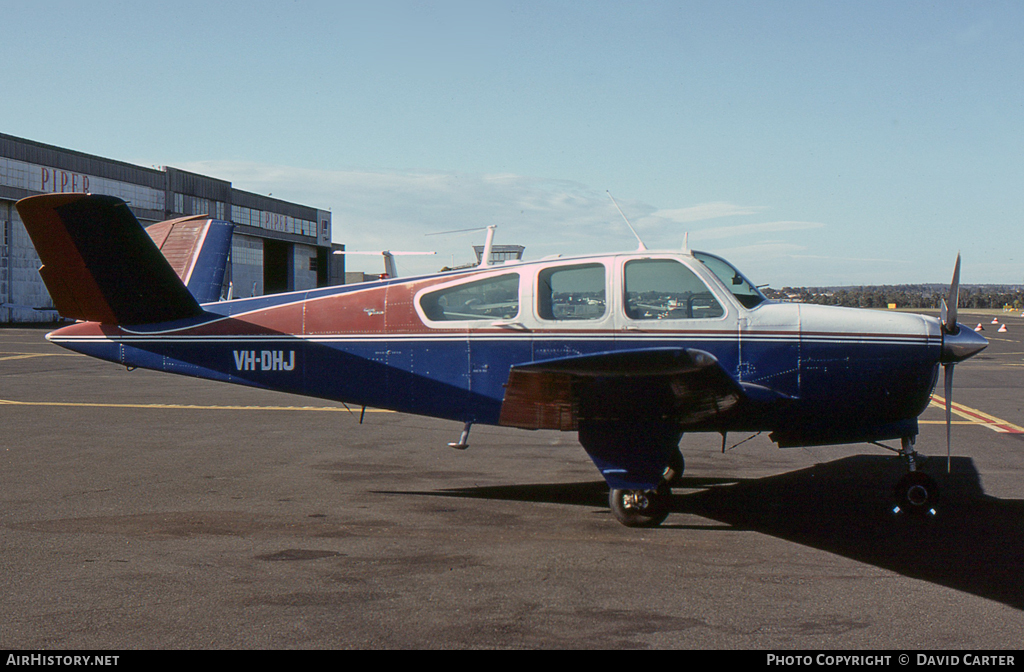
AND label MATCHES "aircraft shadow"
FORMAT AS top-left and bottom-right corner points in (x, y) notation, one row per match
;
(380, 456), (1024, 611)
